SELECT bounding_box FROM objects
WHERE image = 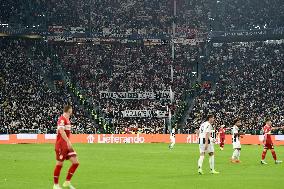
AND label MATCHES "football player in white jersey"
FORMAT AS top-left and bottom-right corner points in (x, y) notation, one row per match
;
(197, 114), (219, 174)
(231, 118), (242, 163)
(169, 126), (176, 149)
